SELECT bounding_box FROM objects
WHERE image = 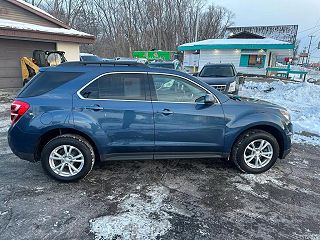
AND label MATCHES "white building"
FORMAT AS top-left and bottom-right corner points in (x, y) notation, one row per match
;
(178, 36), (294, 75)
